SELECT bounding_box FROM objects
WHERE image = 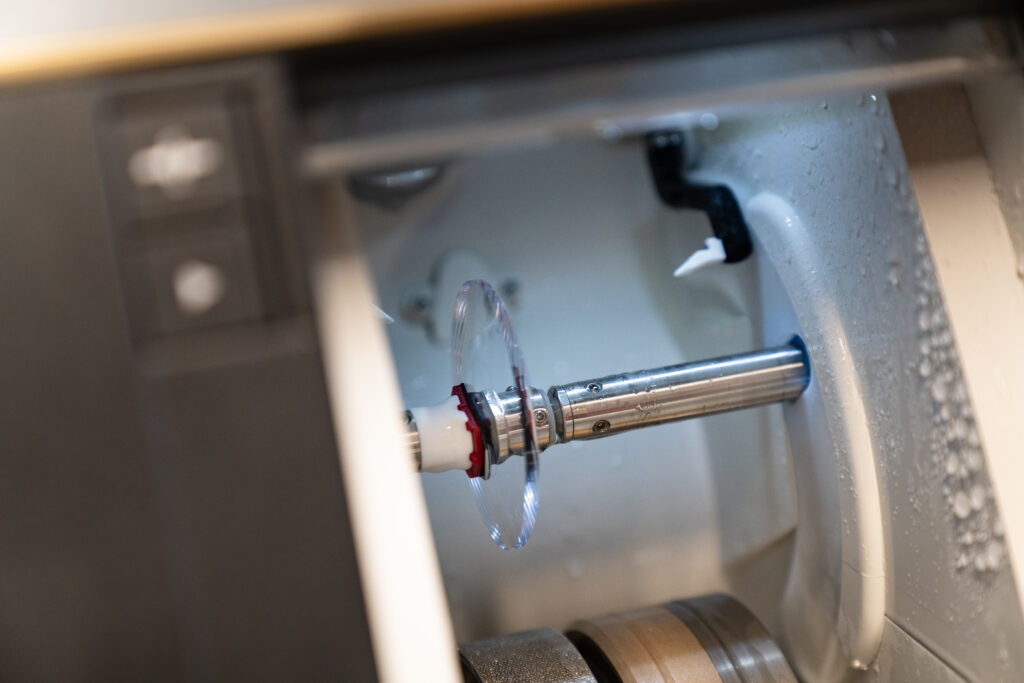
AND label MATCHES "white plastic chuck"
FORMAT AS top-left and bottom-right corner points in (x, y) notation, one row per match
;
(410, 395), (474, 473)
